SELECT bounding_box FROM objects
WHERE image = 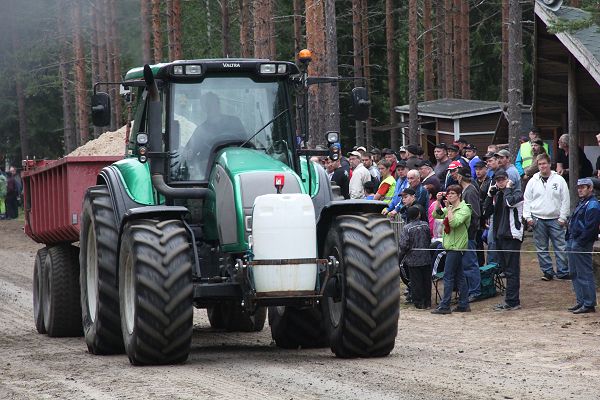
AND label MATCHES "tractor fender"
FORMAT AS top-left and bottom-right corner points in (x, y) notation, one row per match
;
(315, 200), (388, 255)
(97, 165), (146, 230)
